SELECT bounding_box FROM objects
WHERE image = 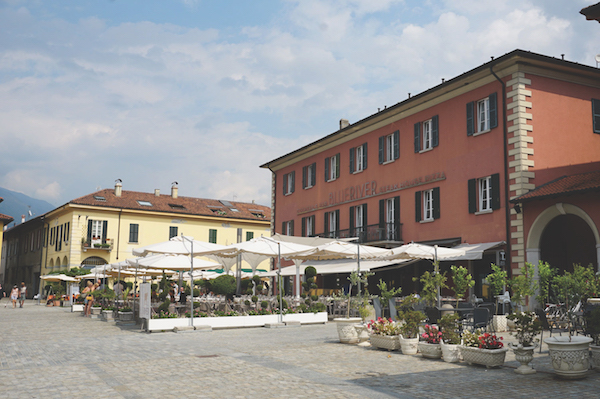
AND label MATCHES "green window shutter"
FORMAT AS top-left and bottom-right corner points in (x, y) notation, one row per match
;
(433, 187), (440, 220)
(467, 101), (474, 136)
(169, 226), (178, 239)
(432, 115), (439, 147)
(593, 99), (600, 134)
(87, 220), (92, 243)
(415, 191), (422, 222)
(393, 130), (400, 159)
(335, 154), (340, 178)
(302, 166), (307, 188)
(349, 206), (355, 230)
(489, 93), (498, 129)
(379, 199), (385, 228)
(324, 212), (329, 234)
(491, 173), (501, 210)
(246, 231), (254, 241)
(301, 217), (306, 237)
(362, 203), (368, 227)
(468, 179), (477, 214)
(335, 210), (340, 233)
(129, 224), (139, 243)
(349, 147), (355, 173)
(414, 122), (421, 152)
(311, 162), (316, 185)
(290, 220), (294, 236)
(378, 136), (384, 164)
(102, 220), (108, 243)
(283, 174), (288, 195)
(310, 216), (315, 236)
(290, 171), (295, 193)
(209, 229), (217, 243)
(394, 196), (400, 225)
(324, 157), (330, 181)
(362, 143), (368, 170)
(65, 222), (70, 241)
